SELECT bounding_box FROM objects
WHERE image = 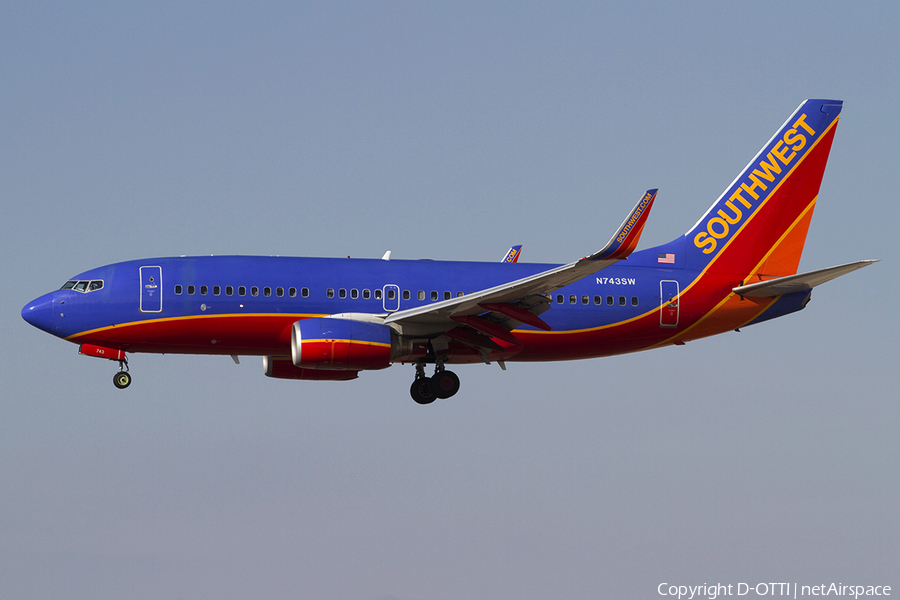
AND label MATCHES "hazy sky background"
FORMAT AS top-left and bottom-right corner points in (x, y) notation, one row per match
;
(2, 2), (897, 599)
